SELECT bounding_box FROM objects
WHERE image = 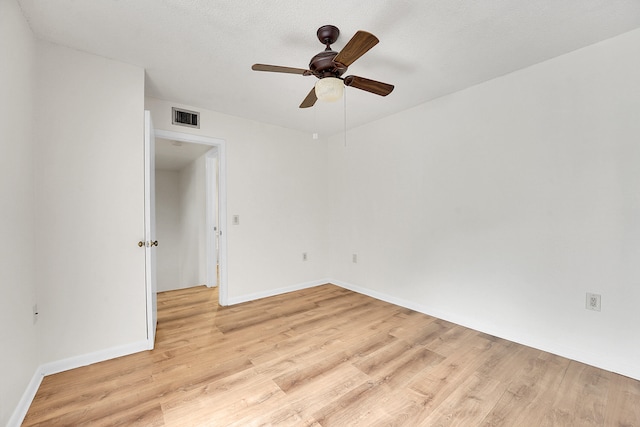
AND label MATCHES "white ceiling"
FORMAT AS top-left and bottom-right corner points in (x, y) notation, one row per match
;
(155, 138), (213, 172)
(17, 0), (640, 136)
